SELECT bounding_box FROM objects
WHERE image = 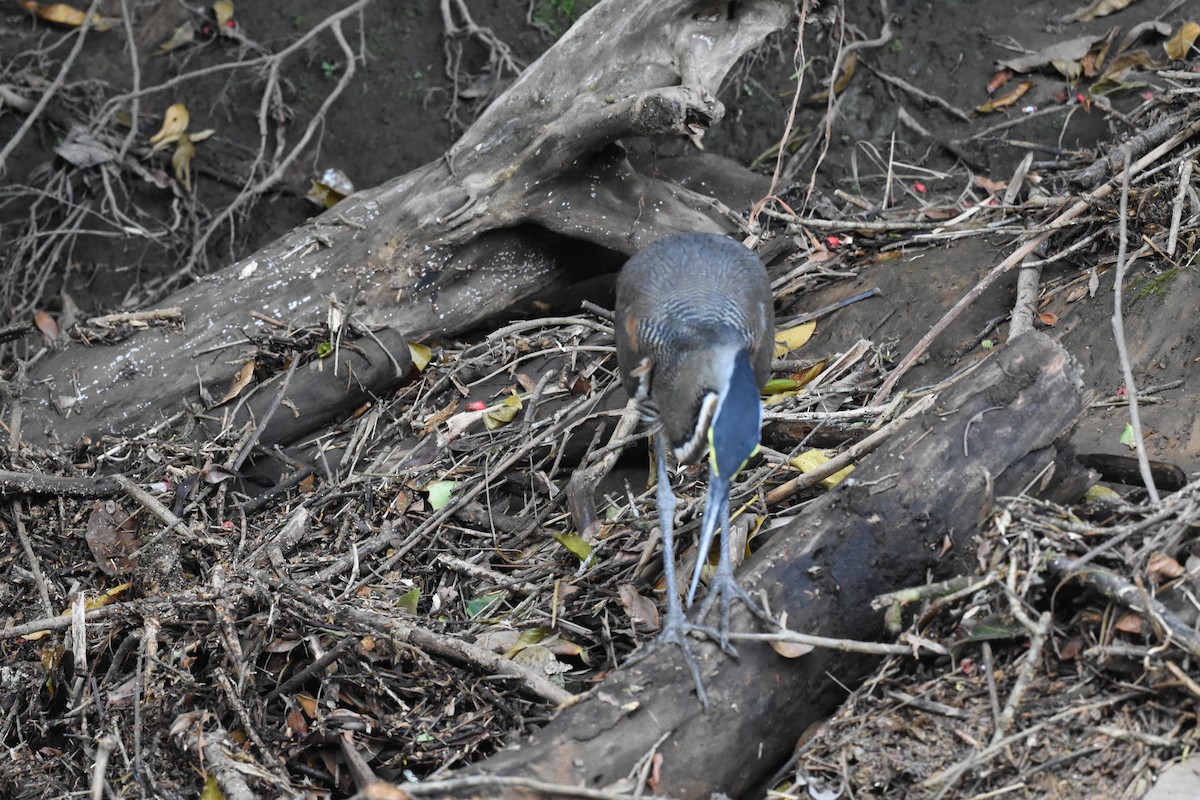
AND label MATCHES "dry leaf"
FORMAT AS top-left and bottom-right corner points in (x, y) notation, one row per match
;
(1094, 50), (1159, 87)
(999, 34), (1109, 73)
(976, 81), (1032, 113)
(1065, 0), (1136, 24)
(158, 22), (195, 54)
(482, 391), (522, 430)
(18, 1), (116, 30)
(1165, 21), (1200, 60)
(85, 500), (140, 575)
(789, 449), (854, 488)
(973, 175), (1008, 193)
(33, 309), (58, 341)
(1148, 552), (1185, 582)
(212, 0), (234, 28)
(219, 359), (256, 404)
(149, 103), (190, 151)
(986, 69), (1013, 94)
(1113, 611), (1144, 634)
(407, 341), (432, 371)
(770, 637), (815, 658)
(171, 133), (195, 192)
(773, 321), (816, 357)
(617, 584), (660, 632)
